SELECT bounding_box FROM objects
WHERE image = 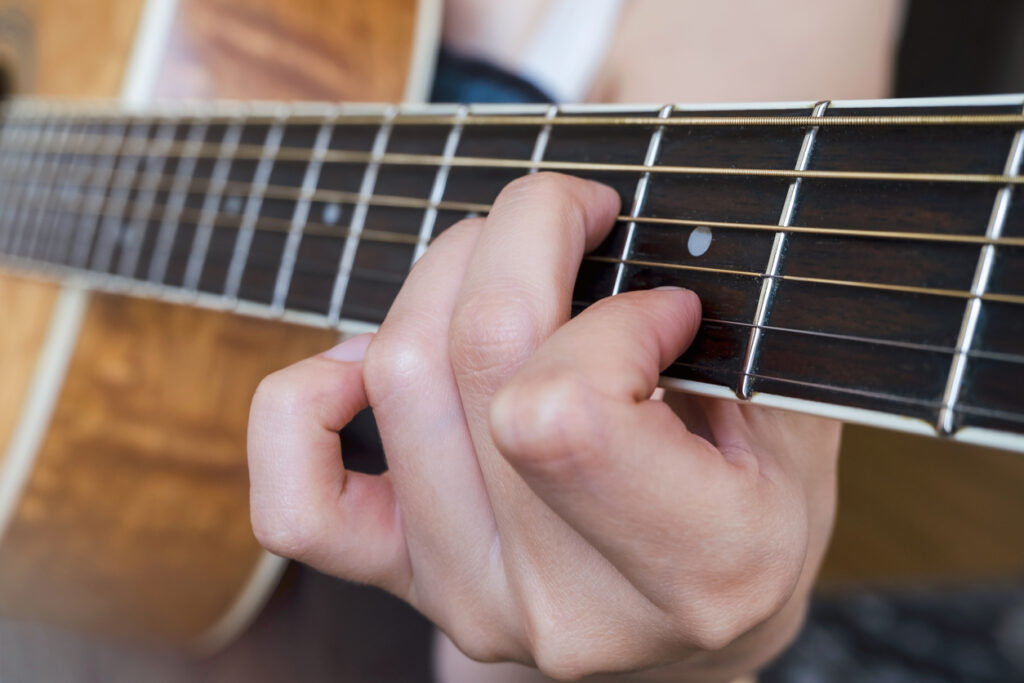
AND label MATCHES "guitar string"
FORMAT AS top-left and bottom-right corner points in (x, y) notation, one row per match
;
(4, 154), (1024, 249)
(6, 190), (1024, 369)
(5, 105), (1024, 128)
(4, 170), (1024, 309)
(7, 132), (1024, 186)
(1, 246), (1019, 425)
(667, 361), (1024, 426)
